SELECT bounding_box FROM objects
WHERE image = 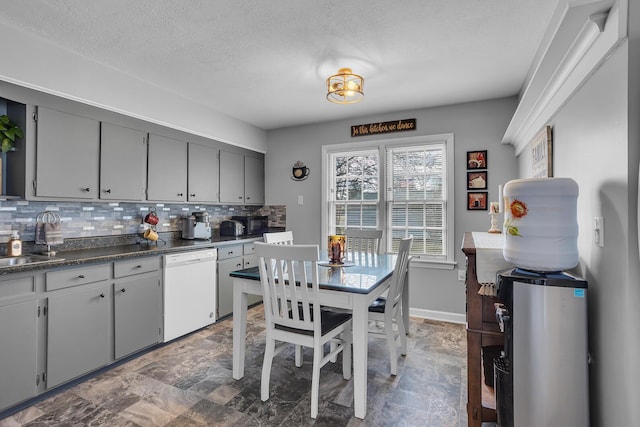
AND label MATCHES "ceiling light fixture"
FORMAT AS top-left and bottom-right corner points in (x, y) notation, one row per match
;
(326, 68), (364, 104)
